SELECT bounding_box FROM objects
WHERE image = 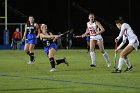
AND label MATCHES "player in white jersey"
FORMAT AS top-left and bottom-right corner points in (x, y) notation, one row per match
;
(82, 13), (111, 67)
(112, 18), (139, 73)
